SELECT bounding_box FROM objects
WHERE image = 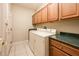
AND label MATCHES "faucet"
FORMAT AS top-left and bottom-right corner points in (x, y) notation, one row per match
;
(43, 26), (47, 29)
